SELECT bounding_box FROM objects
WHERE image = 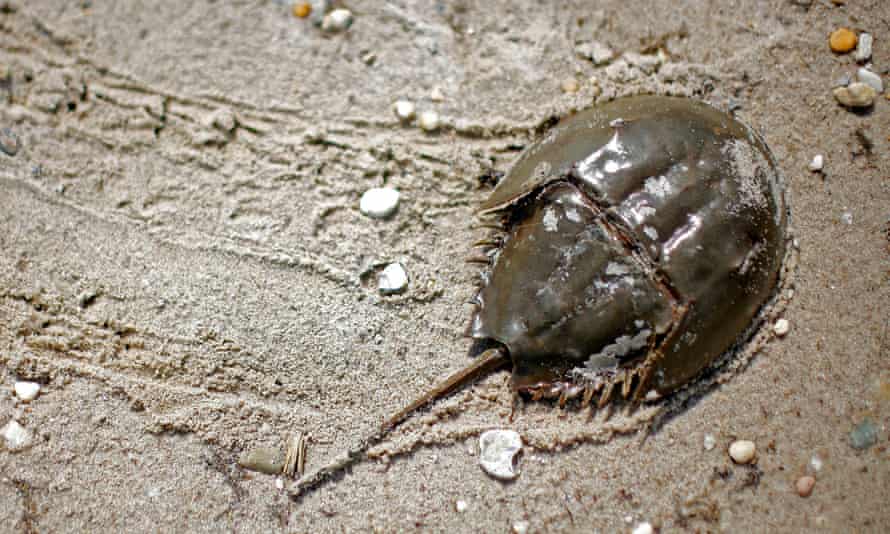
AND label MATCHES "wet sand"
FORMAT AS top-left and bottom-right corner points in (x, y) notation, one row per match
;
(1, 1), (888, 532)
